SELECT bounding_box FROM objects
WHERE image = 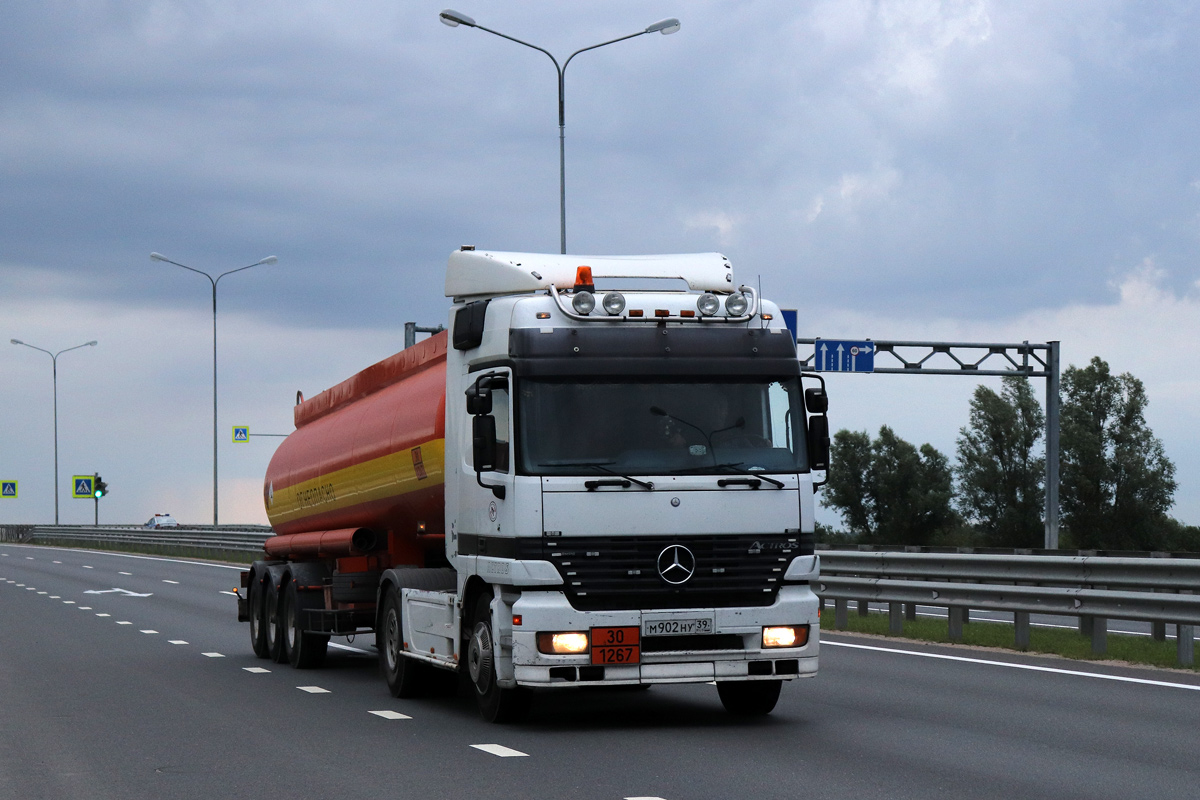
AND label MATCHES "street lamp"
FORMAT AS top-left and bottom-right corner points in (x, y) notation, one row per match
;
(11, 338), (98, 524)
(150, 252), (278, 525)
(439, 9), (680, 254)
